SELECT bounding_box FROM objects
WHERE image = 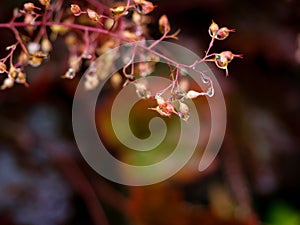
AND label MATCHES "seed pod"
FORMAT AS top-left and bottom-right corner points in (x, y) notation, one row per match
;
(214, 53), (228, 69)
(70, 4), (81, 16)
(215, 27), (235, 40)
(208, 20), (219, 37)
(219, 51), (243, 63)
